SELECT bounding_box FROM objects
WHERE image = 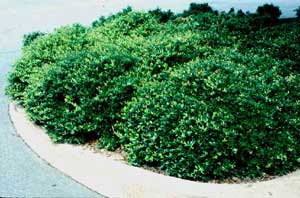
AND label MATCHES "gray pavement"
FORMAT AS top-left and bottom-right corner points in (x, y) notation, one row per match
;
(0, 1), (106, 197)
(0, 0), (298, 197)
(0, 55), (104, 198)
